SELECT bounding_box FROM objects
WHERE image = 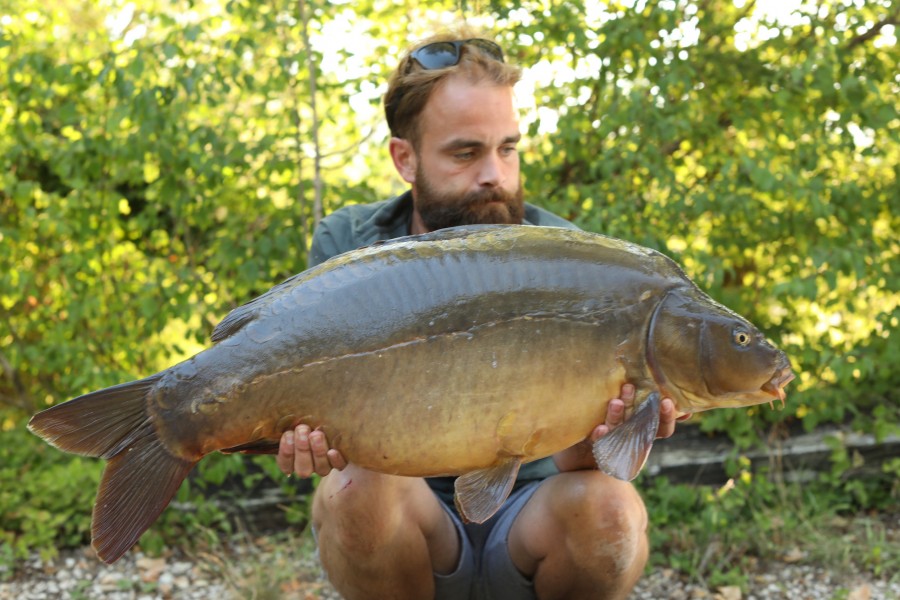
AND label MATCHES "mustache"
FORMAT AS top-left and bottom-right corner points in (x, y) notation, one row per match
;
(462, 187), (518, 207)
